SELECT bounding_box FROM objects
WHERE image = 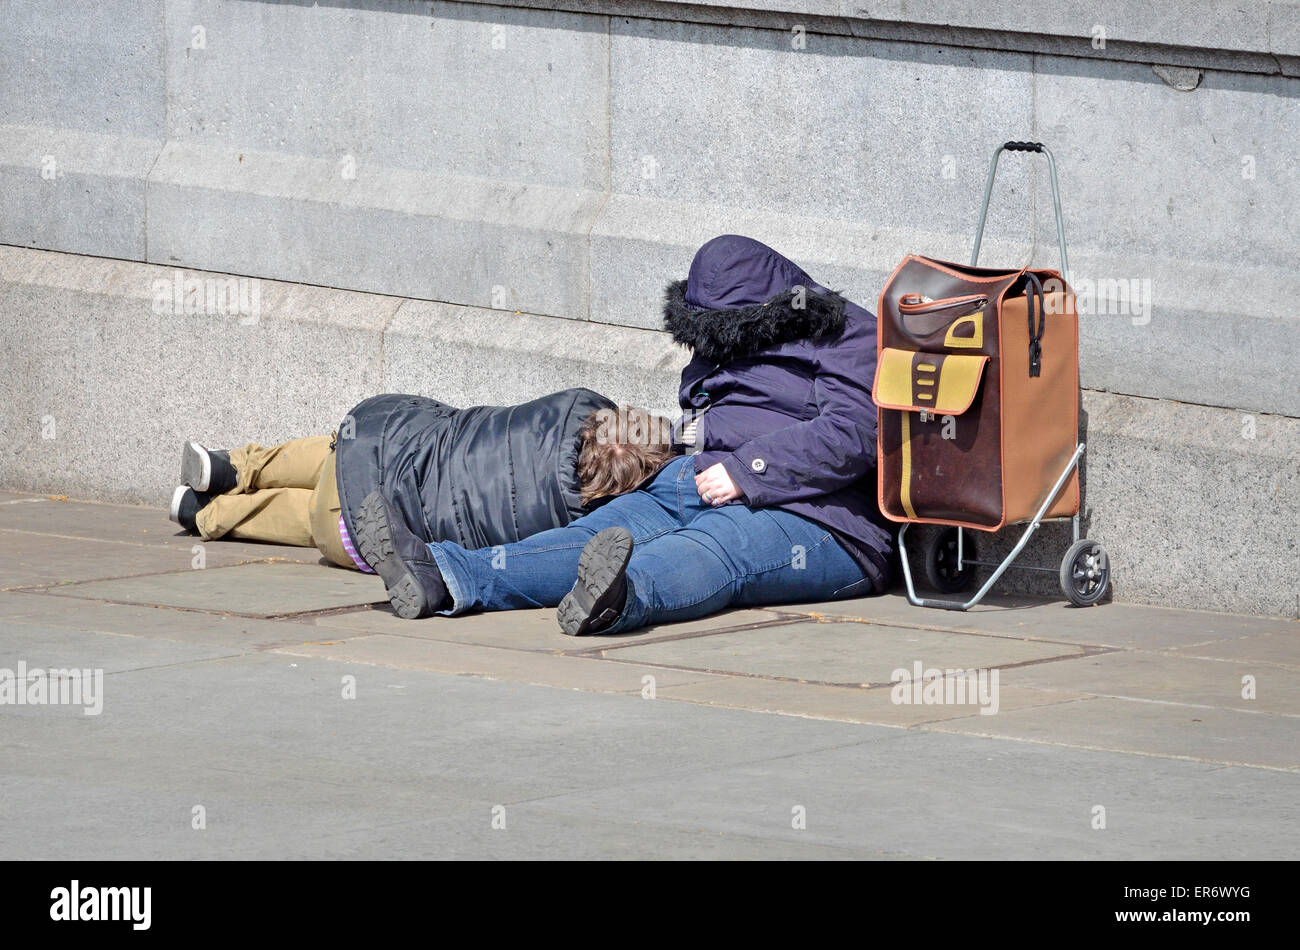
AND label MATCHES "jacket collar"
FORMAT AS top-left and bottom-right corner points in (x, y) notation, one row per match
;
(662, 279), (847, 363)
